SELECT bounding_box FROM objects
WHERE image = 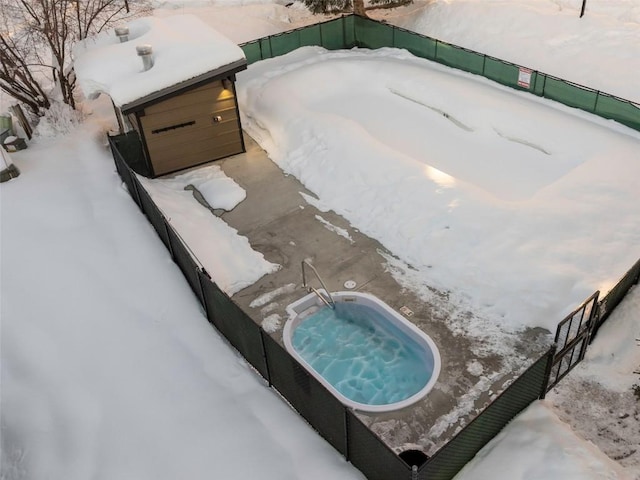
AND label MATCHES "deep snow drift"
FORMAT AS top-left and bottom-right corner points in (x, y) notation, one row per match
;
(0, 108), (363, 480)
(237, 46), (640, 335)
